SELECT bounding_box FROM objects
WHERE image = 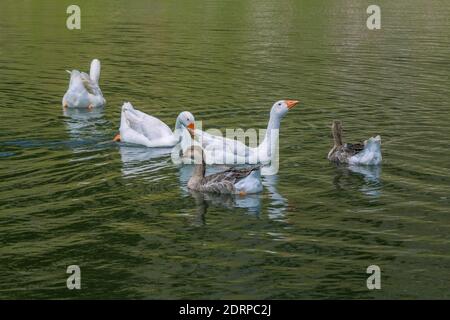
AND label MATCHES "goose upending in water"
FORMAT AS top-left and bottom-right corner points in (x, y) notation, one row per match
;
(62, 59), (106, 109)
(327, 120), (382, 165)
